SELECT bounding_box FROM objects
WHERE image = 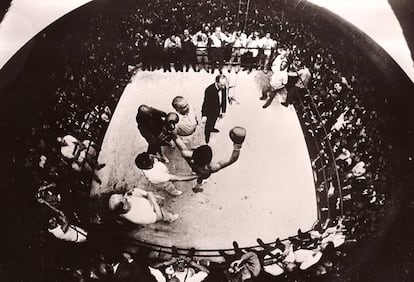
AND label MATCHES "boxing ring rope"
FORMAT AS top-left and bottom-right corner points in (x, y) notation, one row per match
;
(128, 230), (312, 259)
(291, 66), (344, 219)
